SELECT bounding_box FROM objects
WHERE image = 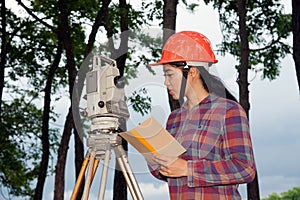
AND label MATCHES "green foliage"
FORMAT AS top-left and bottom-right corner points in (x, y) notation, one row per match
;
(128, 88), (151, 116)
(141, 0), (163, 23)
(0, 97), (58, 197)
(108, 2), (146, 34)
(0, 136), (35, 197)
(262, 187), (300, 200)
(180, 0), (200, 12)
(125, 31), (163, 83)
(205, 0), (292, 80)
